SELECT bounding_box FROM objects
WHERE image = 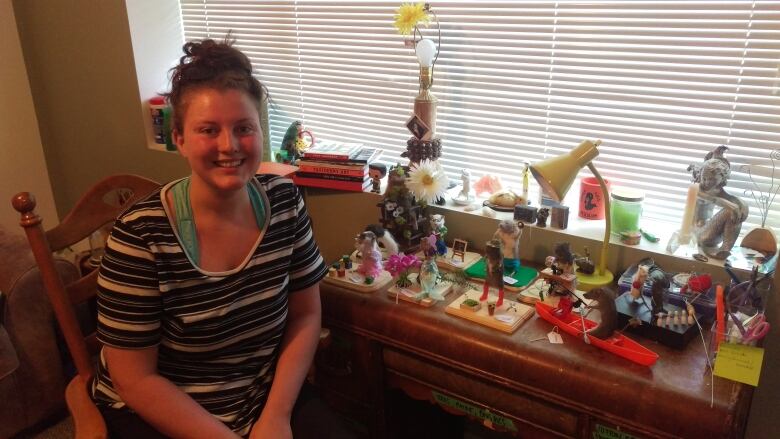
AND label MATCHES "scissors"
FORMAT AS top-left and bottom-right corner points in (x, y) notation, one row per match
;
(742, 313), (770, 344)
